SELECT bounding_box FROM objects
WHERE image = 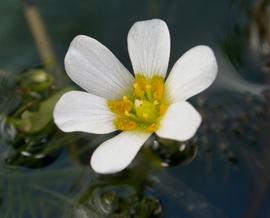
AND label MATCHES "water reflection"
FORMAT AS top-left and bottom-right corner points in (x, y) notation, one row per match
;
(0, 45), (269, 218)
(71, 181), (162, 217)
(150, 136), (197, 167)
